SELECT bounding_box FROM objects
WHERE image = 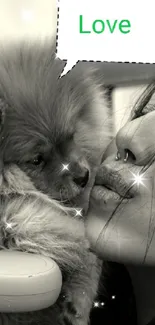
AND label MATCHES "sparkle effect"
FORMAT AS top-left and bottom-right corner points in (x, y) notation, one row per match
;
(61, 164), (69, 172)
(5, 223), (12, 230)
(130, 171), (146, 187)
(93, 301), (105, 308)
(93, 295), (117, 309)
(75, 209), (83, 217)
(94, 302), (100, 308)
(101, 302), (105, 306)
